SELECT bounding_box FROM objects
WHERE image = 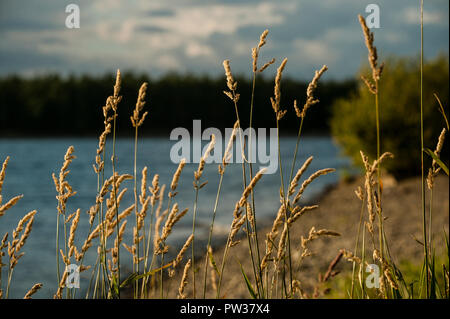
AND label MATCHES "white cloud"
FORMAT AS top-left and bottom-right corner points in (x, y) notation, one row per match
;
(157, 54), (183, 70)
(146, 2), (291, 39)
(292, 38), (338, 65)
(403, 7), (446, 25)
(185, 42), (215, 58)
(0, 0), (447, 79)
(90, 0), (122, 11)
(116, 20), (137, 43)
